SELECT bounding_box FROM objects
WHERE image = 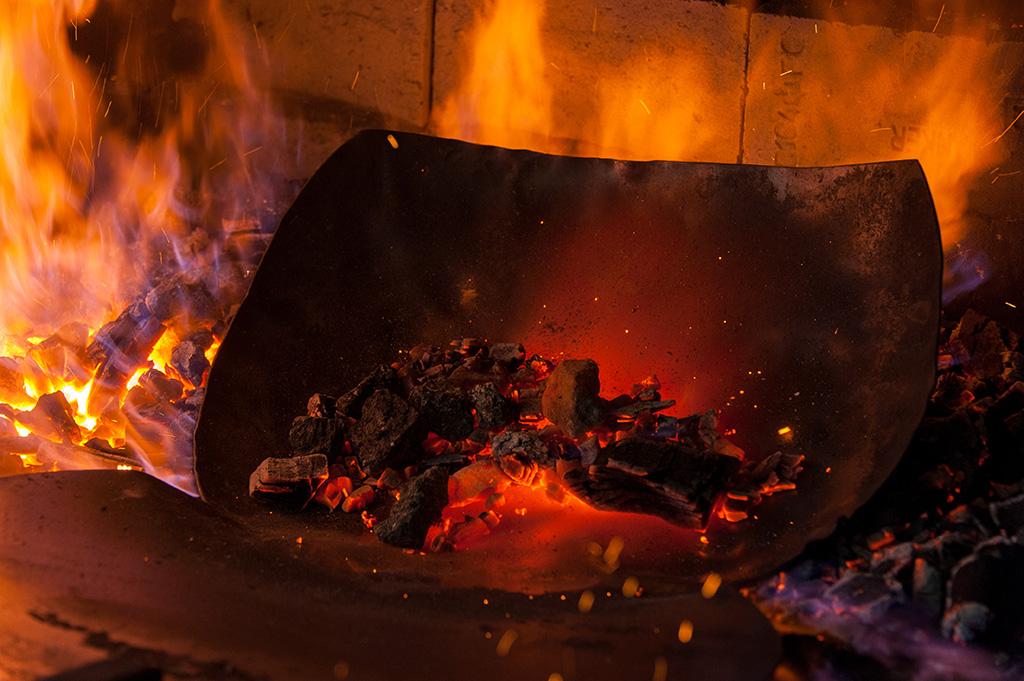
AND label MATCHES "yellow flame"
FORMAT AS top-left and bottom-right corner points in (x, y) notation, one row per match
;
(437, 0), (1013, 253)
(0, 0), (281, 487)
(433, 0), (553, 150)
